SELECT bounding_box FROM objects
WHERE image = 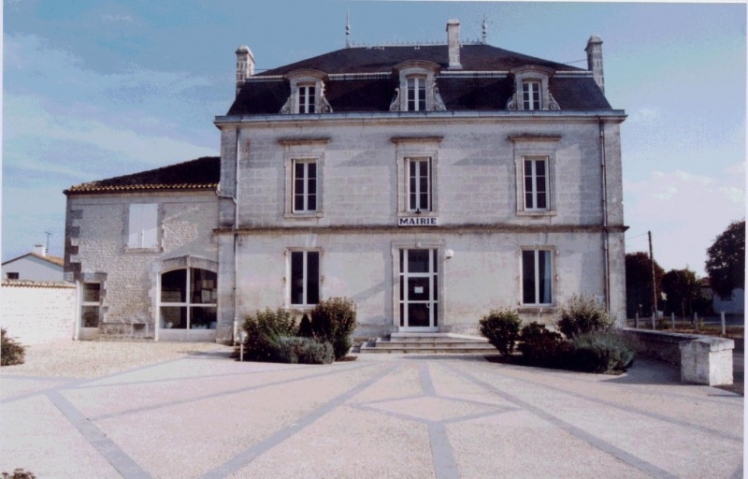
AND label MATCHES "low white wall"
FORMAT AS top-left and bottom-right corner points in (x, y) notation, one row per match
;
(1, 280), (76, 345)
